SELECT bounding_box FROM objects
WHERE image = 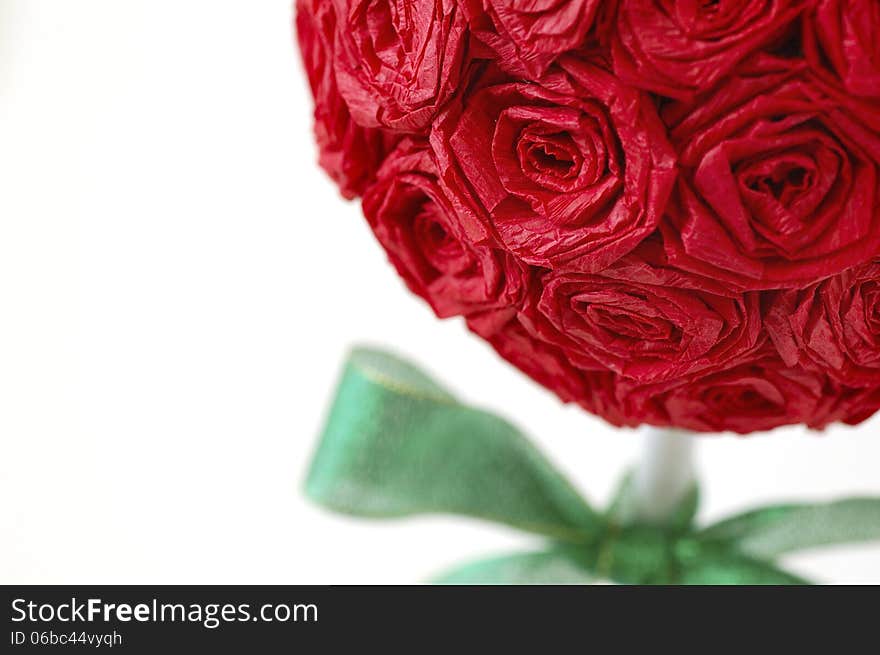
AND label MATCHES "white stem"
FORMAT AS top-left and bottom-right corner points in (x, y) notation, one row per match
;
(631, 427), (695, 524)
